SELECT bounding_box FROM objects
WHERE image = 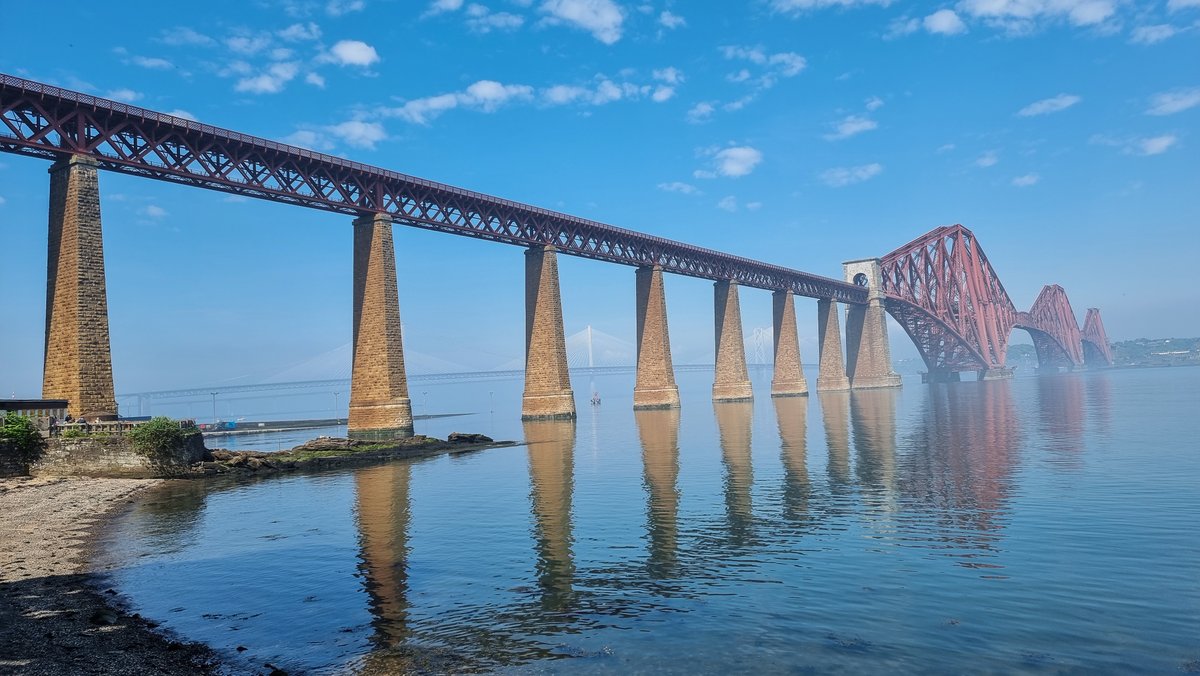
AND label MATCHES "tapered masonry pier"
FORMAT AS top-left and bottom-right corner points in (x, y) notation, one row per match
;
(842, 259), (902, 389)
(816, 298), (851, 392)
(771, 290), (809, 397)
(43, 155), (117, 421)
(523, 245), (576, 420)
(348, 213), (414, 439)
(712, 280), (754, 402)
(633, 265), (681, 409)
